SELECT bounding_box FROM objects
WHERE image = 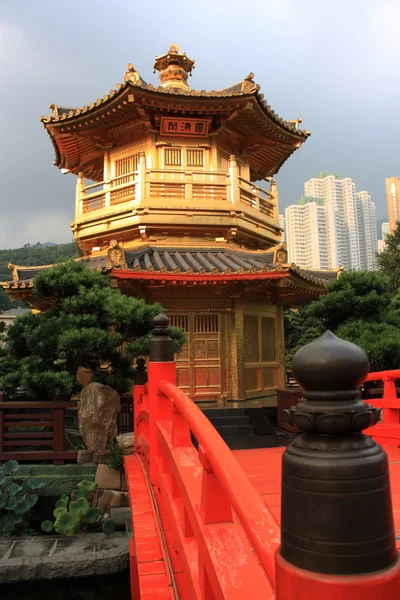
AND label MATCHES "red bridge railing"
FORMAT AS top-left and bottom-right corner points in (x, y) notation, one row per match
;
(130, 321), (400, 600)
(364, 369), (400, 445)
(133, 317), (279, 597)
